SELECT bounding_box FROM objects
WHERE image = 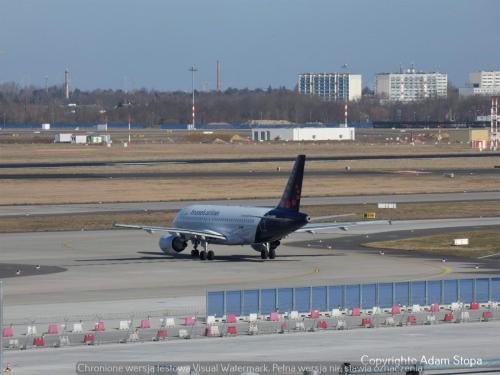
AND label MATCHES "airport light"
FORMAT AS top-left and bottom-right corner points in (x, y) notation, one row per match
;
(189, 66), (198, 130)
